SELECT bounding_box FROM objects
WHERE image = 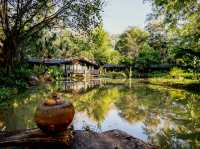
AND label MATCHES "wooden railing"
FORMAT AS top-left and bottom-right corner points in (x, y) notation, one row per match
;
(90, 69), (99, 75)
